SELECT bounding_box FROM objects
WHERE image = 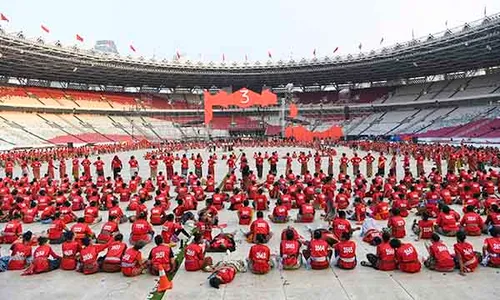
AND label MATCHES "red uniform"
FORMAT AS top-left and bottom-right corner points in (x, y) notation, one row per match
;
(8, 242), (32, 270)
(184, 243), (205, 271)
(248, 244), (271, 273)
(308, 239), (330, 269)
(454, 242), (478, 272)
(334, 240), (357, 269)
(121, 247), (143, 276)
(395, 243), (421, 273)
(149, 244), (173, 272)
(376, 242), (396, 271)
(238, 206), (253, 225)
(61, 240), (81, 270)
(460, 212), (484, 236)
(429, 241), (455, 271)
(387, 216), (406, 238)
(280, 239), (300, 267)
(418, 220), (434, 239)
(484, 237), (500, 267)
